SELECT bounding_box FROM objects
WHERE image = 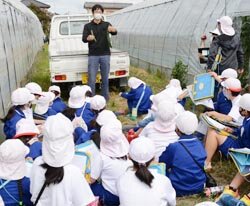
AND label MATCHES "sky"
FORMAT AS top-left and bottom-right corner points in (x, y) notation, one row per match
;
(40, 0), (86, 14)
(39, 0), (144, 14)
